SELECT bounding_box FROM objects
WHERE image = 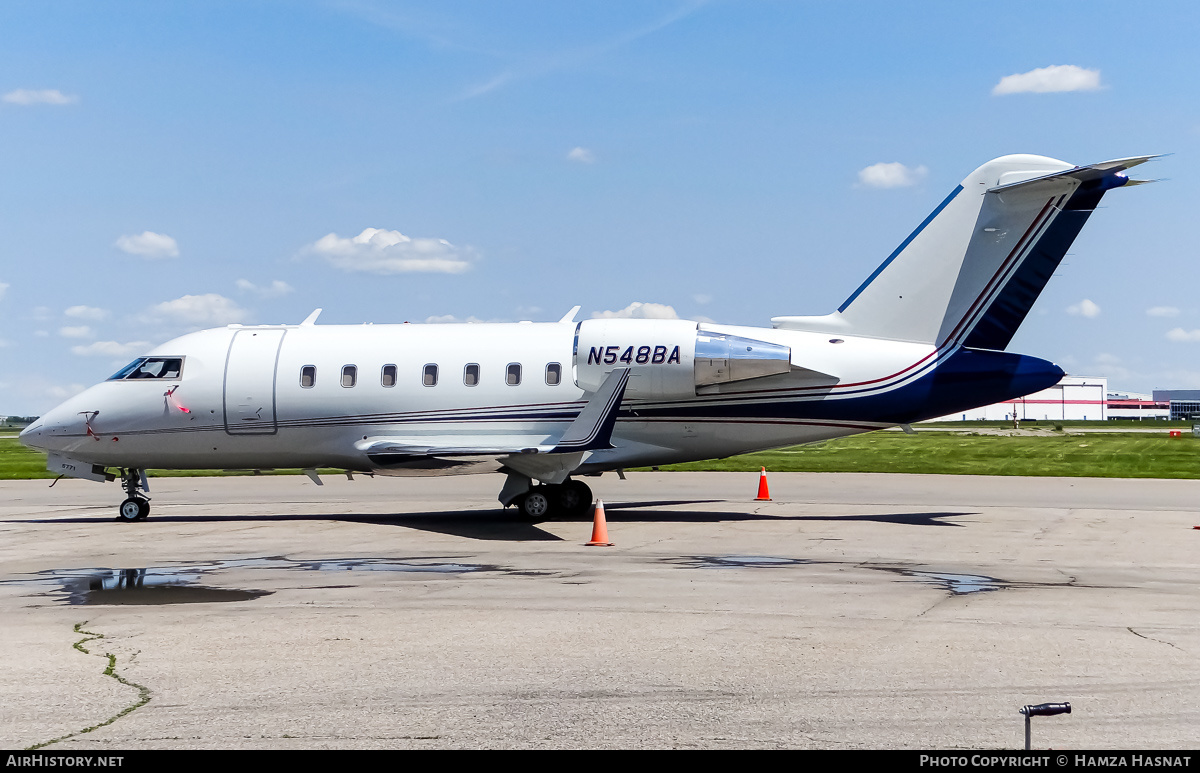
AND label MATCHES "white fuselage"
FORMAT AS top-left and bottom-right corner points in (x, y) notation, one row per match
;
(21, 317), (935, 477)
